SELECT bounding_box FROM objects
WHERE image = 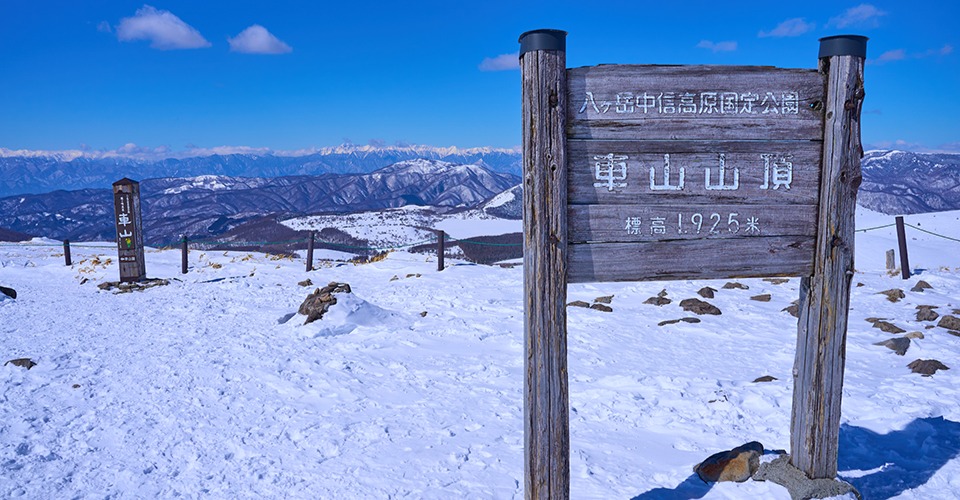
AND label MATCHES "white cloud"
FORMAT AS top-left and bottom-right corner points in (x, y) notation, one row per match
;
(479, 53), (519, 71)
(696, 40), (737, 53)
(116, 5), (210, 50)
(759, 18), (815, 38)
(940, 44), (954, 55)
(874, 49), (906, 64)
(828, 4), (886, 29)
(228, 25), (292, 54)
